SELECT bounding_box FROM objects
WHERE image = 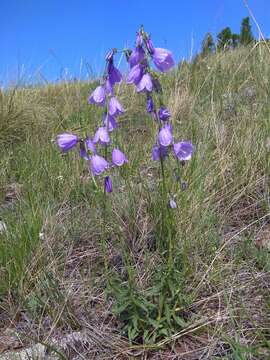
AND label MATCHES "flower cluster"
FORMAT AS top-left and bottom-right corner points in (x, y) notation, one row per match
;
(56, 50), (128, 193)
(126, 27), (194, 207)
